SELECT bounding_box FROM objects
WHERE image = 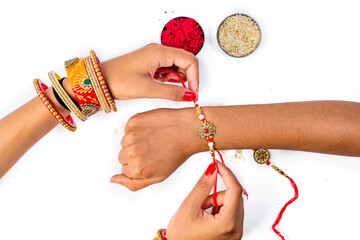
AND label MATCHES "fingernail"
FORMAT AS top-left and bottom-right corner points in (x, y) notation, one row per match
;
(205, 163), (217, 175)
(166, 78), (178, 83)
(153, 74), (158, 80)
(183, 90), (196, 101)
(159, 71), (169, 78)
